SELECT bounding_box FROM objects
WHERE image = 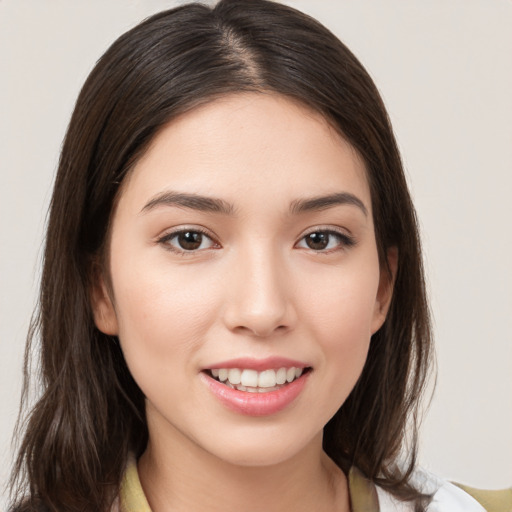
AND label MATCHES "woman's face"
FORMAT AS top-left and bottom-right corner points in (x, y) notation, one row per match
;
(93, 93), (394, 467)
